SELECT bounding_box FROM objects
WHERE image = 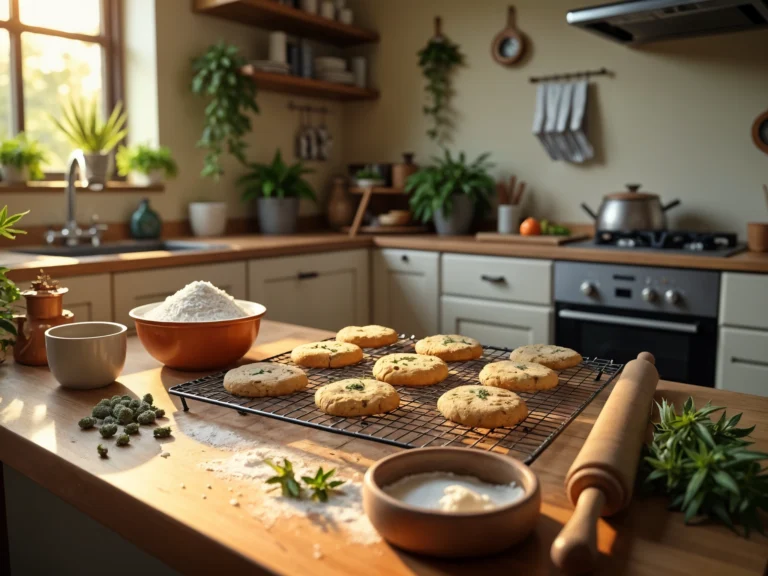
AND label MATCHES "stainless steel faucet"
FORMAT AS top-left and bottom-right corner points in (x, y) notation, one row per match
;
(45, 150), (108, 246)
